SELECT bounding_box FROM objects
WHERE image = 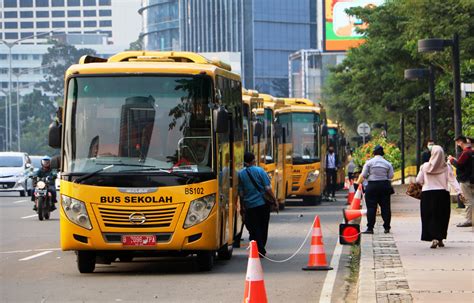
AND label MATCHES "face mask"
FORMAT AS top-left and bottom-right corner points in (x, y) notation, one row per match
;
(427, 144), (433, 151)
